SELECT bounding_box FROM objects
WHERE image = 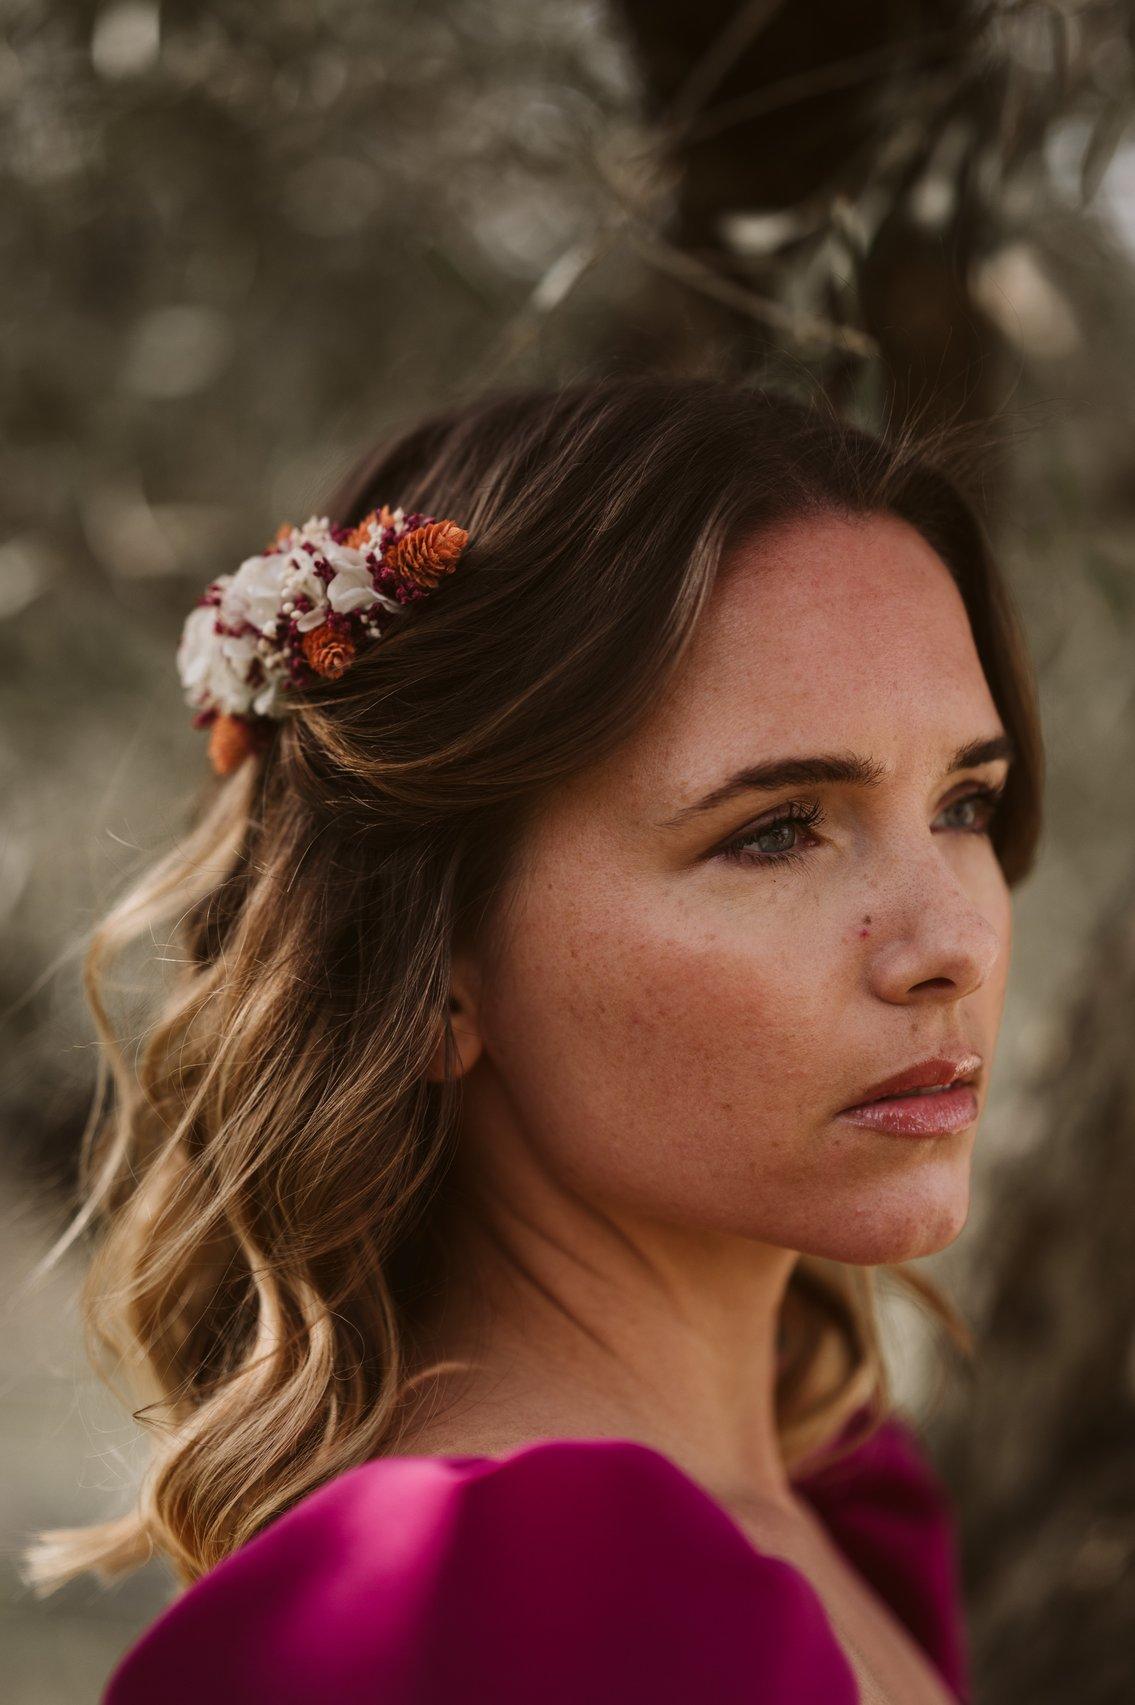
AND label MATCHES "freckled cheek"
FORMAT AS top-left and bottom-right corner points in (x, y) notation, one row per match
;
(491, 895), (827, 1134)
(986, 887), (1013, 1009)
